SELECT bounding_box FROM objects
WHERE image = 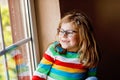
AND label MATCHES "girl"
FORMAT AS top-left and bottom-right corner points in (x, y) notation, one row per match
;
(32, 11), (99, 80)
